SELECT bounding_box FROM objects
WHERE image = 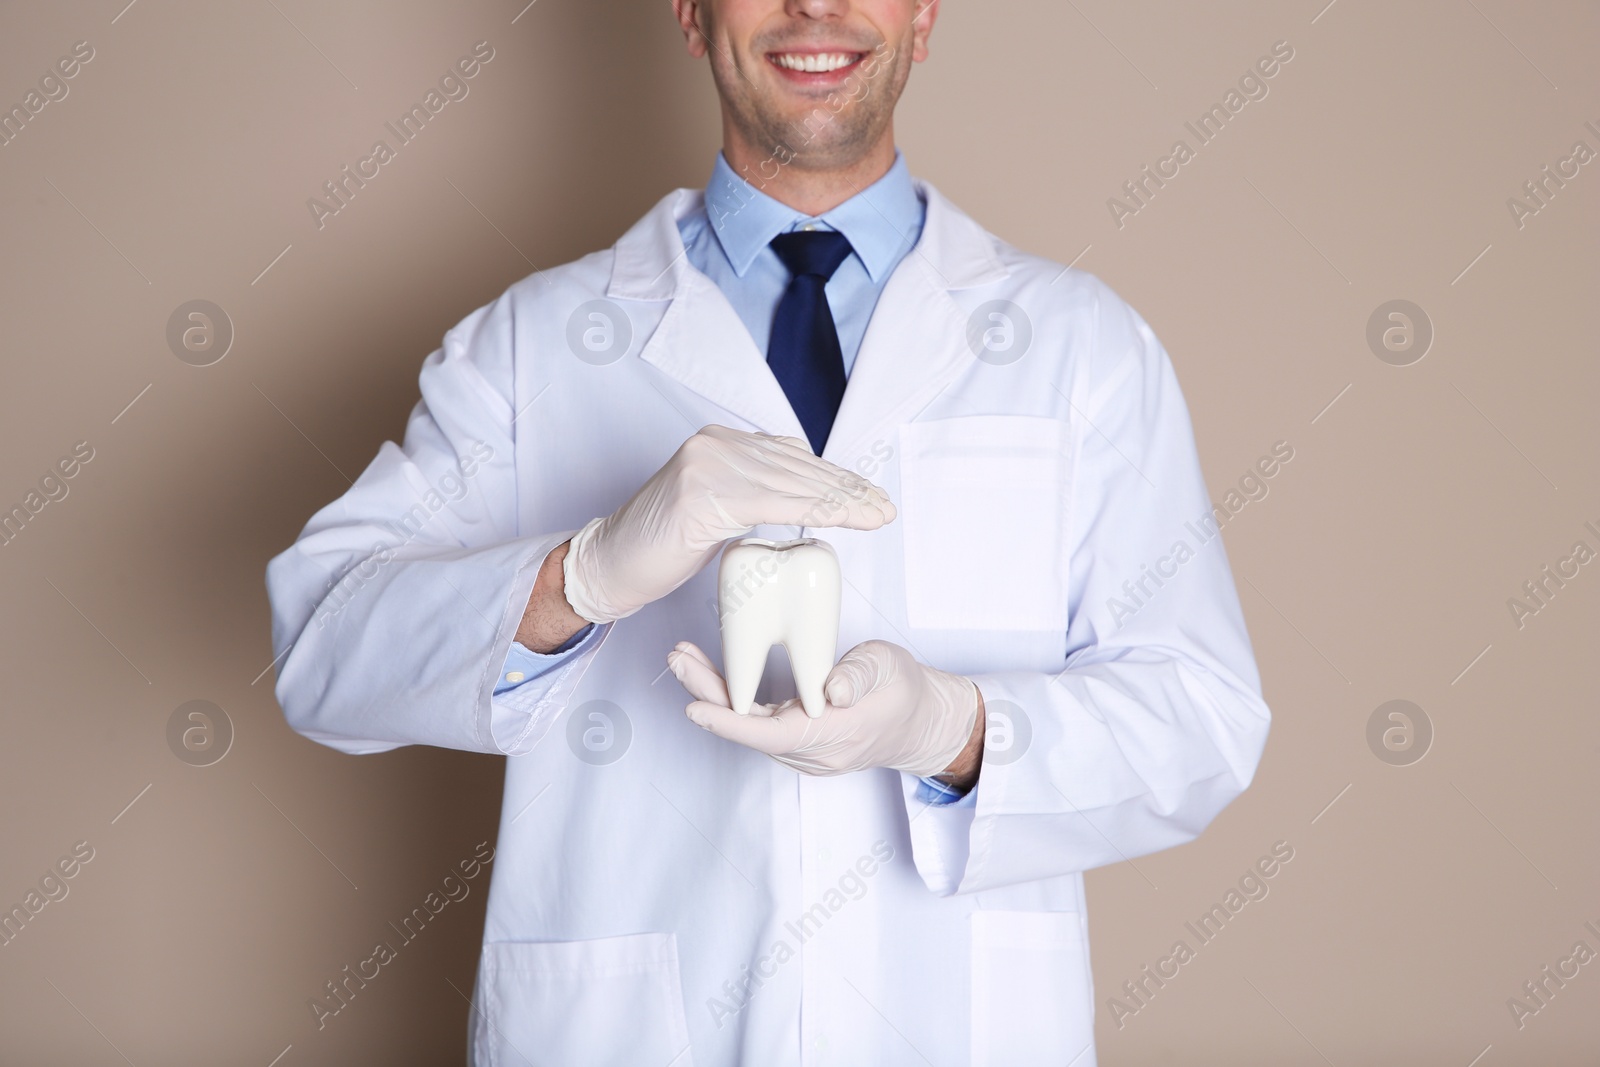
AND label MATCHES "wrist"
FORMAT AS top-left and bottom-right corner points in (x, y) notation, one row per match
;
(515, 539), (590, 652)
(932, 682), (984, 791)
(558, 517), (617, 625)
